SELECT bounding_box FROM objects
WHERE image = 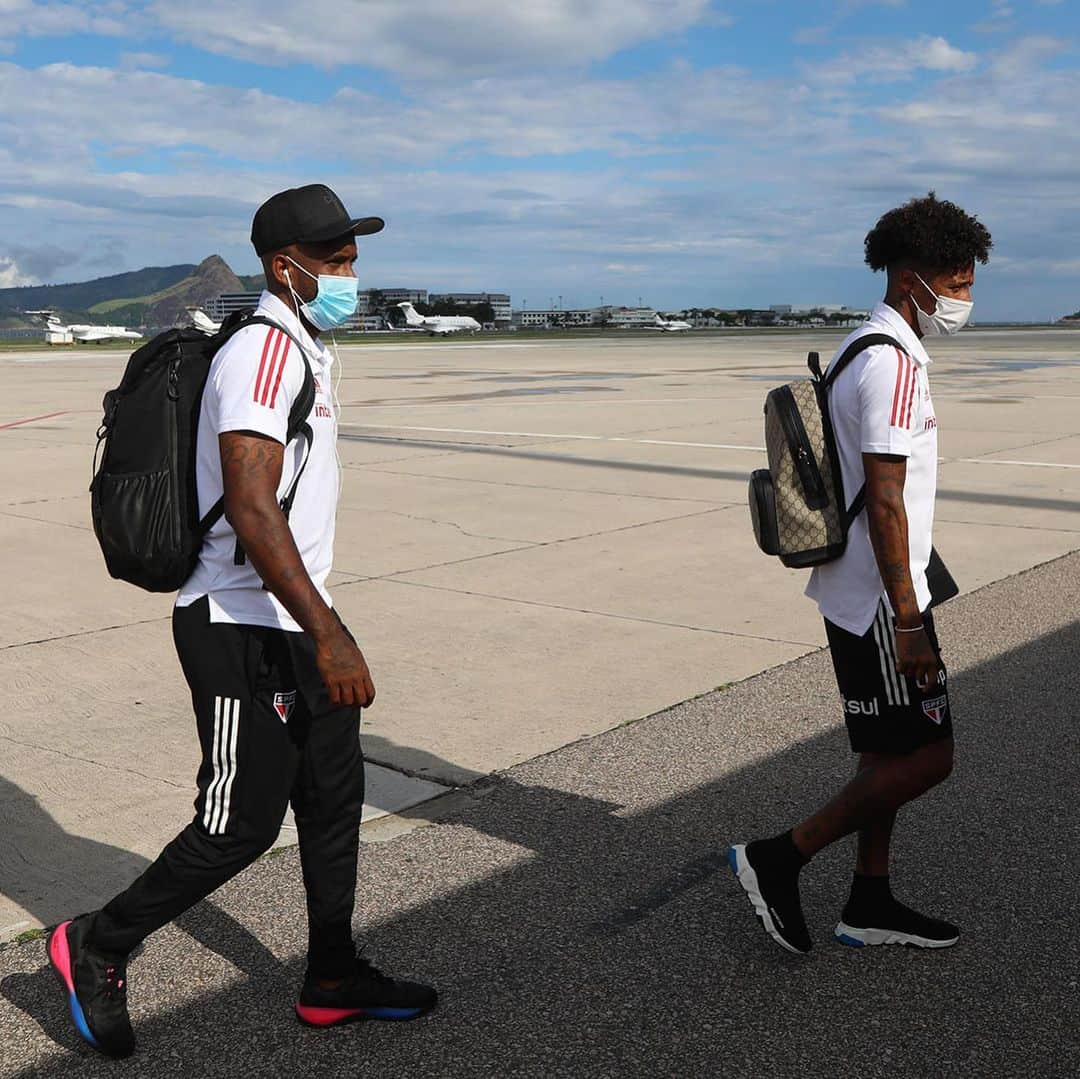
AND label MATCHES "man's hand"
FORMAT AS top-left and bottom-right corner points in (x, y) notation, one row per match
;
(315, 626), (376, 708)
(894, 627), (942, 689)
